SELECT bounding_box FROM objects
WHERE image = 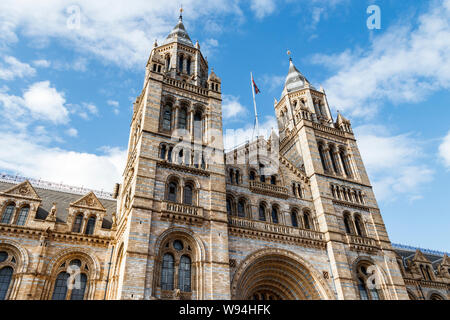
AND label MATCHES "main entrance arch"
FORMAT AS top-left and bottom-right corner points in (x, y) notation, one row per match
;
(231, 248), (334, 300)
